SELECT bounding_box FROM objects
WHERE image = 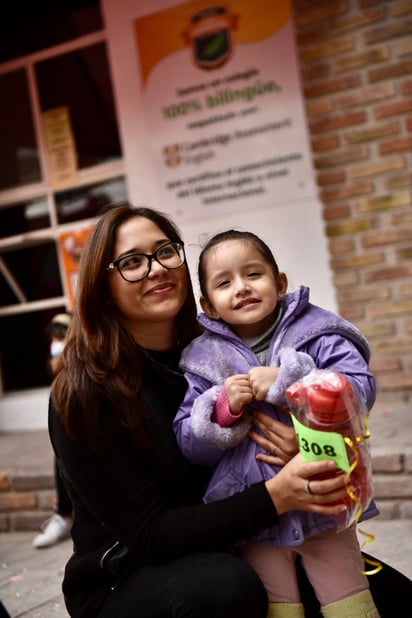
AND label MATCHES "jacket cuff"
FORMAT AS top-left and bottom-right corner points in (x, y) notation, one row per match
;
(191, 385), (251, 450)
(266, 347), (315, 407)
(213, 388), (244, 427)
